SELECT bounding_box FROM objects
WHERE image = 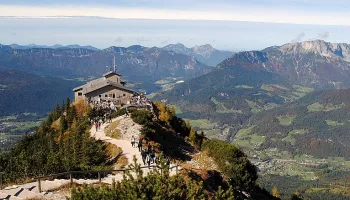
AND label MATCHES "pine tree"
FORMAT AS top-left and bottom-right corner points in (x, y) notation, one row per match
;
(198, 131), (205, 149)
(60, 115), (68, 133)
(61, 100), (66, 112)
(52, 103), (61, 120)
(0, 151), (6, 172)
(213, 186), (235, 200)
(66, 105), (77, 127)
(189, 128), (197, 145)
(66, 97), (71, 111)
